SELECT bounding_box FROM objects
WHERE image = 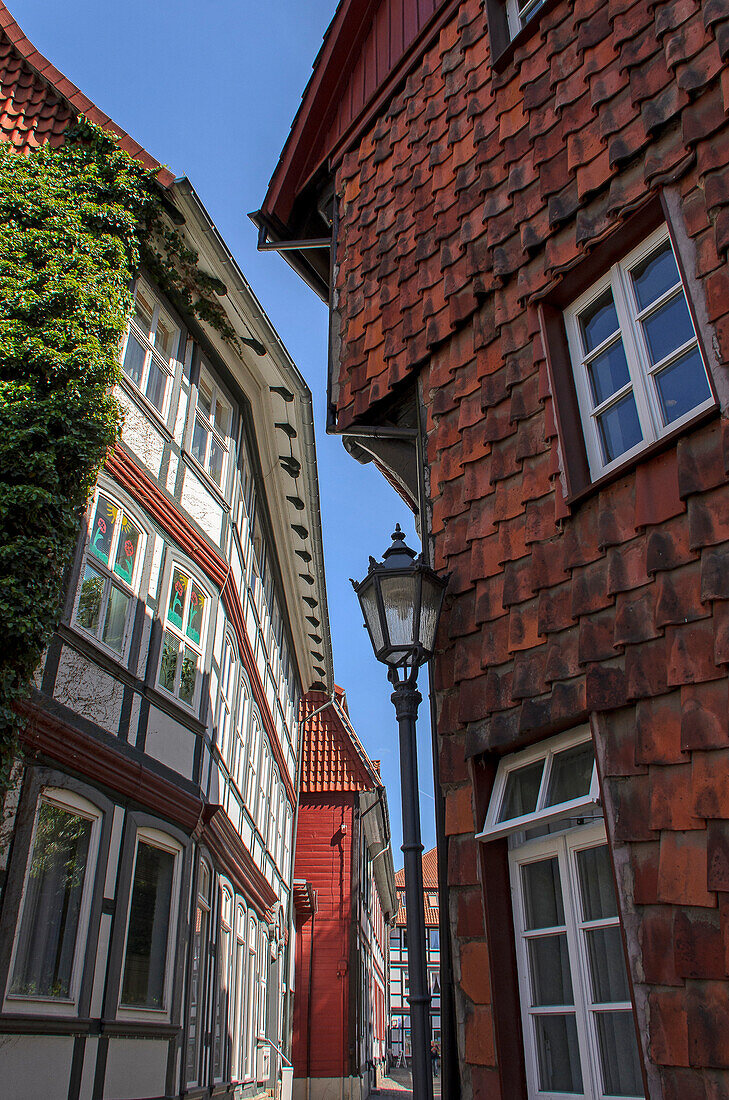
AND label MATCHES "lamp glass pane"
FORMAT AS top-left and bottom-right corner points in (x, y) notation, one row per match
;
(418, 576), (445, 653)
(358, 581), (385, 654)
(380, 573), (418, 649)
